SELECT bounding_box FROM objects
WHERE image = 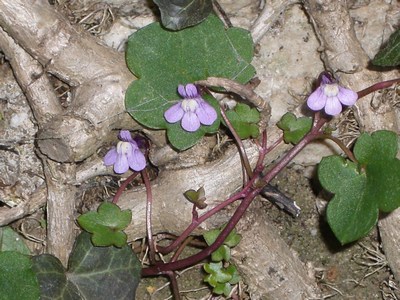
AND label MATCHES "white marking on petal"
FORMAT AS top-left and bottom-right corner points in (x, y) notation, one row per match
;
(324, 97), (342, 116)
(182, 111), (200, 132)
